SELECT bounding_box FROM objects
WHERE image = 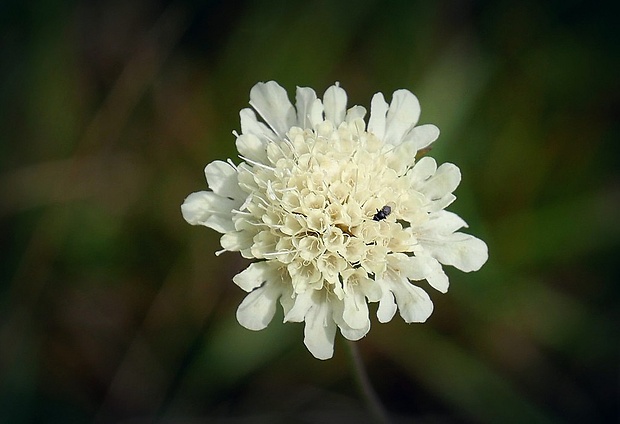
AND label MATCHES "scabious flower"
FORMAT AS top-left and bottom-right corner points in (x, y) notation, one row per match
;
(182, 81), (488, 359)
